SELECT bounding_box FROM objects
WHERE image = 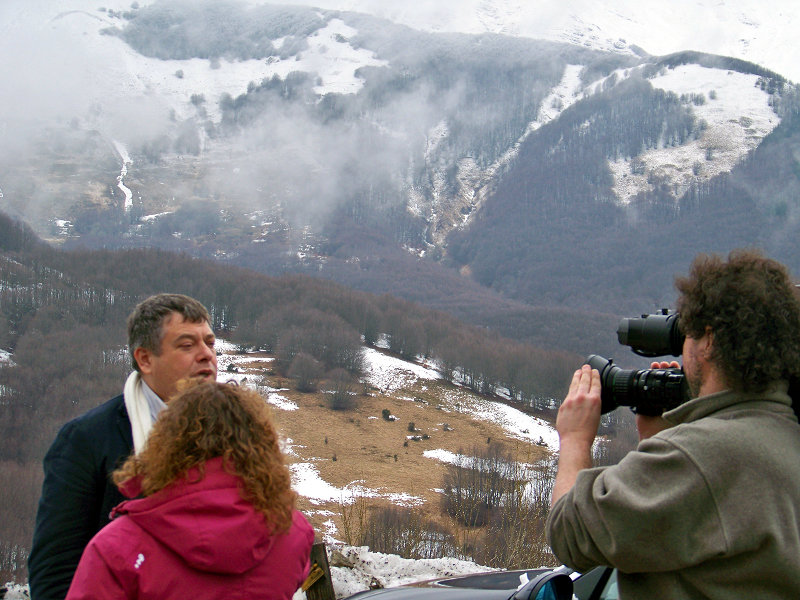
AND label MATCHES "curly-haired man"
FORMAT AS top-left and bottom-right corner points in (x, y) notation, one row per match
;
(547, 249), (800, 598)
